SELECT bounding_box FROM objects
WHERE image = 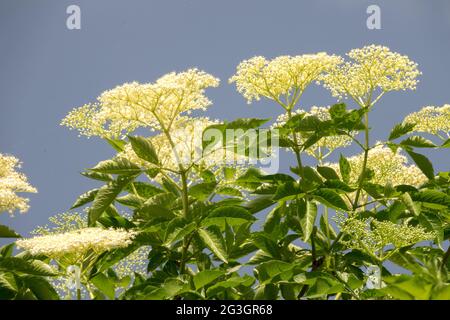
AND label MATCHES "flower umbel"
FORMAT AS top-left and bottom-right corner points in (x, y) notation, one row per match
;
(0, 153), (37, 215)
(16, 227), (137, 260)
(339, 216), (434, 259)
(403, 104), (450, 137)
(273, 106), (354, 160)
(320, 45), (420, 106)
(230, 53), (341, 107)
(61, 69), (220, 138)
(327, 144), (428, 187)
